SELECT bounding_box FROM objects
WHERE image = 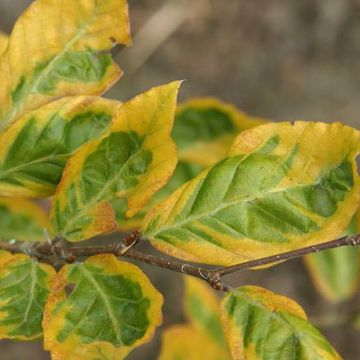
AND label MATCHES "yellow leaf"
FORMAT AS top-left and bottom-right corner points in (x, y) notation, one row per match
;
(43, 254), (163, 360)
(51, 81), (181, 241)
(143, 121), (360, 266)
(0, 0), (131, 128)
(159, 325), (230, 360)
(0, 32), (8, 55)
(174, 97), (265, 166)
(184, 277), (227, 349)
(0, 197), (52, 242)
